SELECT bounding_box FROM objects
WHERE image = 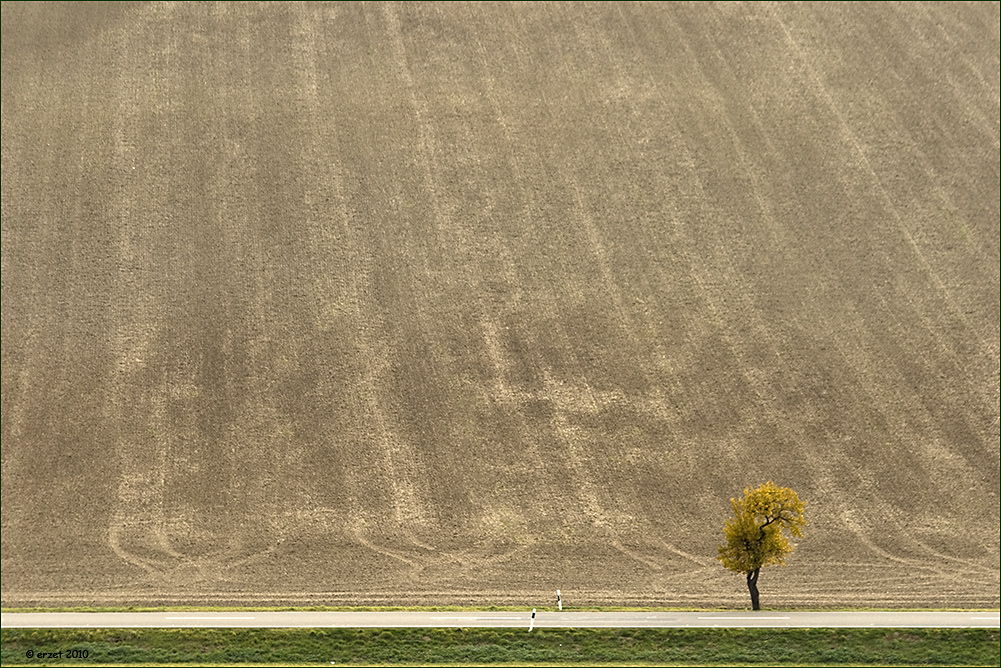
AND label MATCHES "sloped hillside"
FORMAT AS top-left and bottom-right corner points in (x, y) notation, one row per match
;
(2, 1), (997, 607)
